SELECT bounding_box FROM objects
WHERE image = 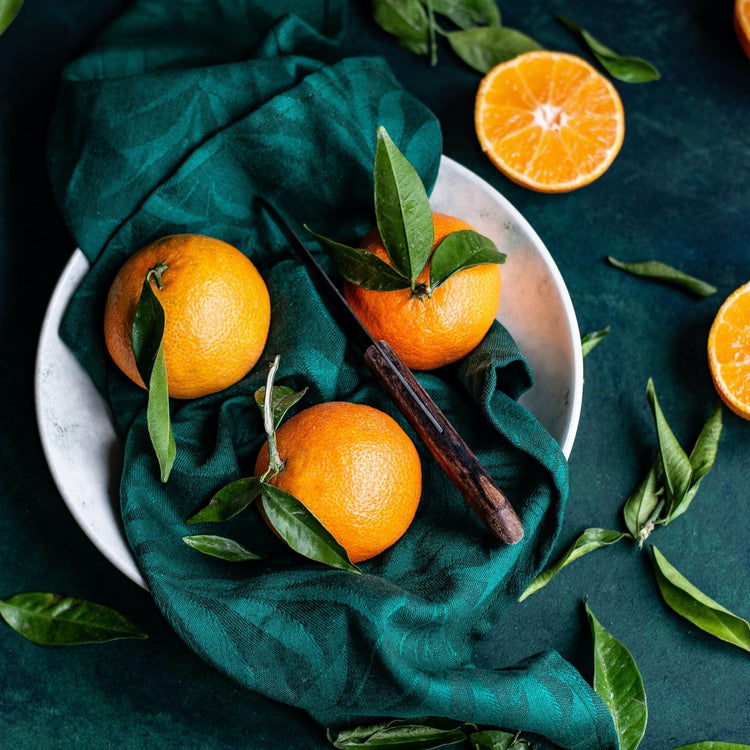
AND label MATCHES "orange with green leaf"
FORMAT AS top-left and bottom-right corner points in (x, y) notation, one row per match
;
(104, 233), (271, 400)
(307, 127), (506, 371)
(185, 358), (422, 570)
